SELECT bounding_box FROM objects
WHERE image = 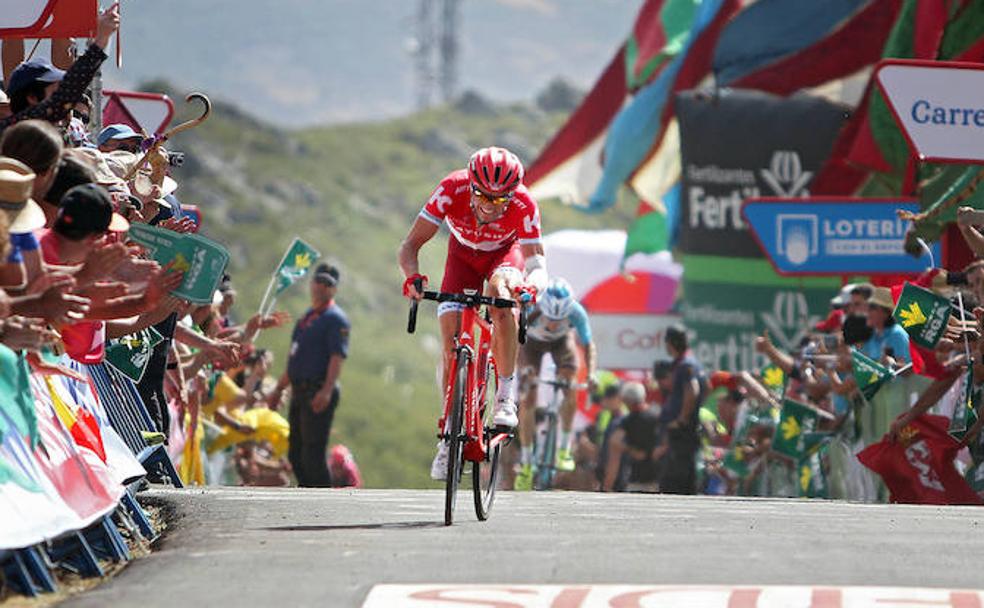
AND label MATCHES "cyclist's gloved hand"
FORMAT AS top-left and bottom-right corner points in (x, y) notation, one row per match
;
(515, 284), (537, 304)
(403, 273), (428, 300)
